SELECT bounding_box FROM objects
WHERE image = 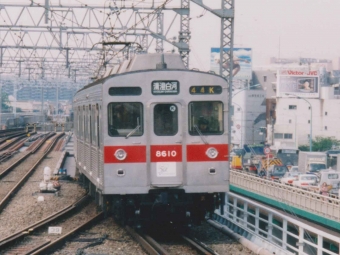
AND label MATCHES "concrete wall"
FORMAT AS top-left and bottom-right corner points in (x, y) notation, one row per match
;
(274, 95), (340, 147)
